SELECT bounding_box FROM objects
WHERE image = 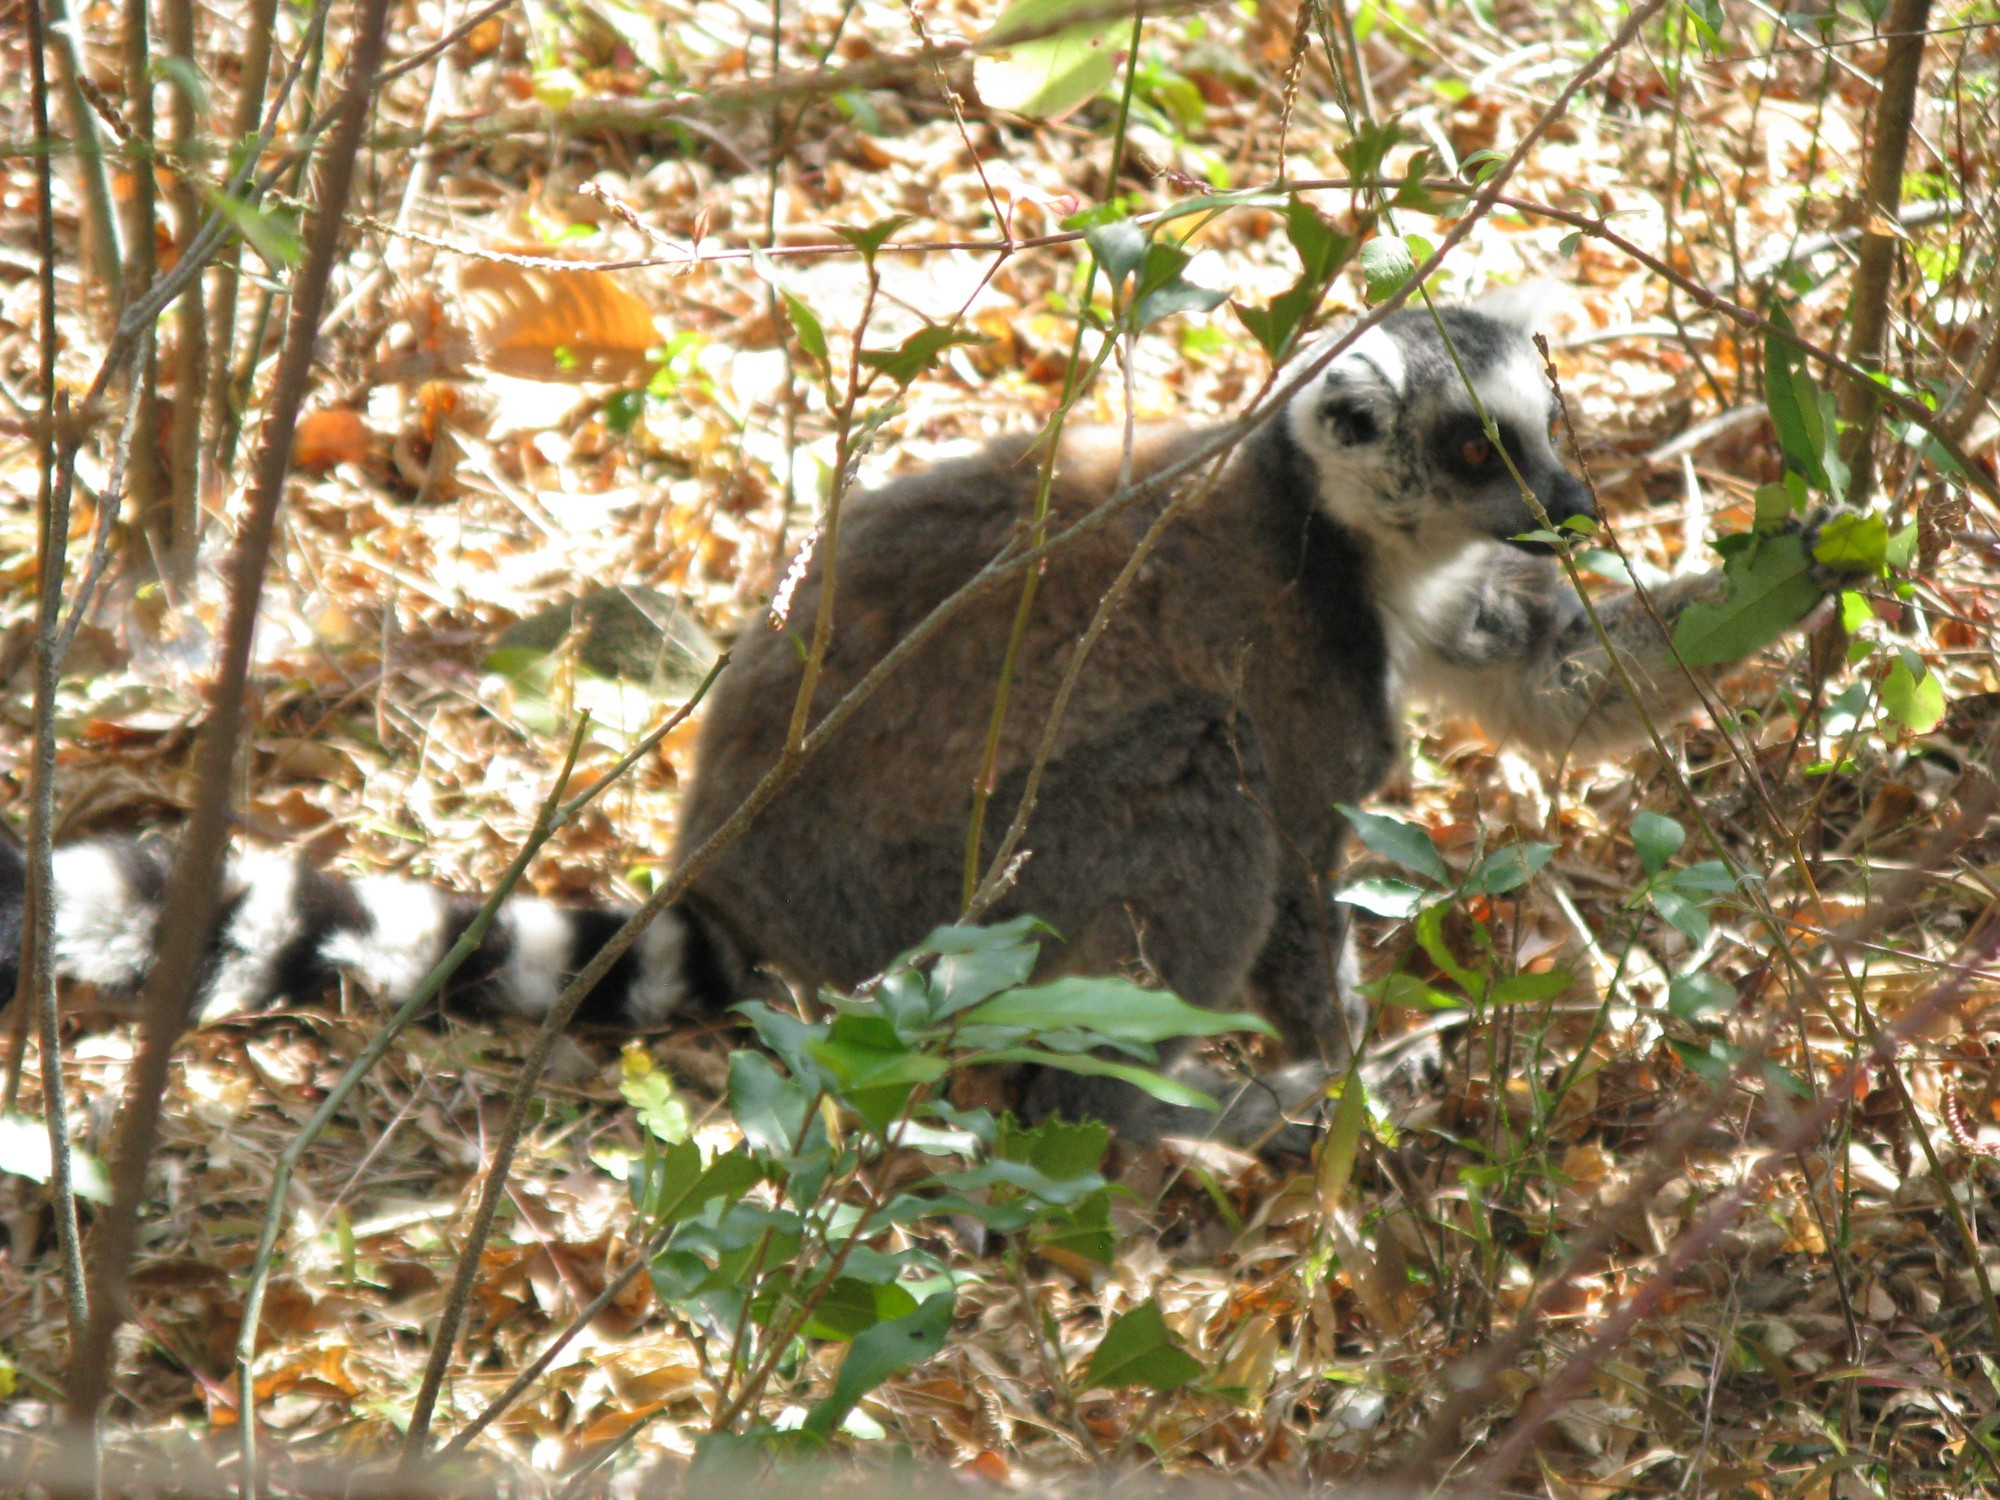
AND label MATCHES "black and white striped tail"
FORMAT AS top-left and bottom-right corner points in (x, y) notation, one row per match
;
(0, 837), (739, 1028)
